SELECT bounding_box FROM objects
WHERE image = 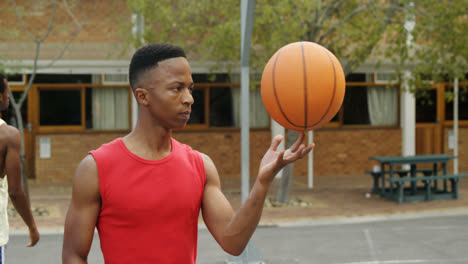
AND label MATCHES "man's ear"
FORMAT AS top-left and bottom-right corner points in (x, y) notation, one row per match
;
(134, 88), (149, 106)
